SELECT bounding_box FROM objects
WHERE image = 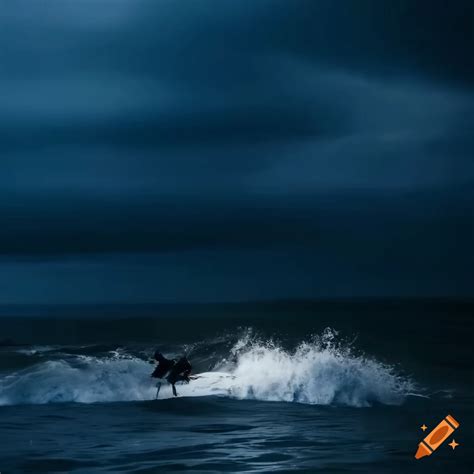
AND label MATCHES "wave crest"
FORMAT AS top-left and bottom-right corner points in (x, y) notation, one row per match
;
(0, 329), (415, 407)
(219, 329), (413, 406)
